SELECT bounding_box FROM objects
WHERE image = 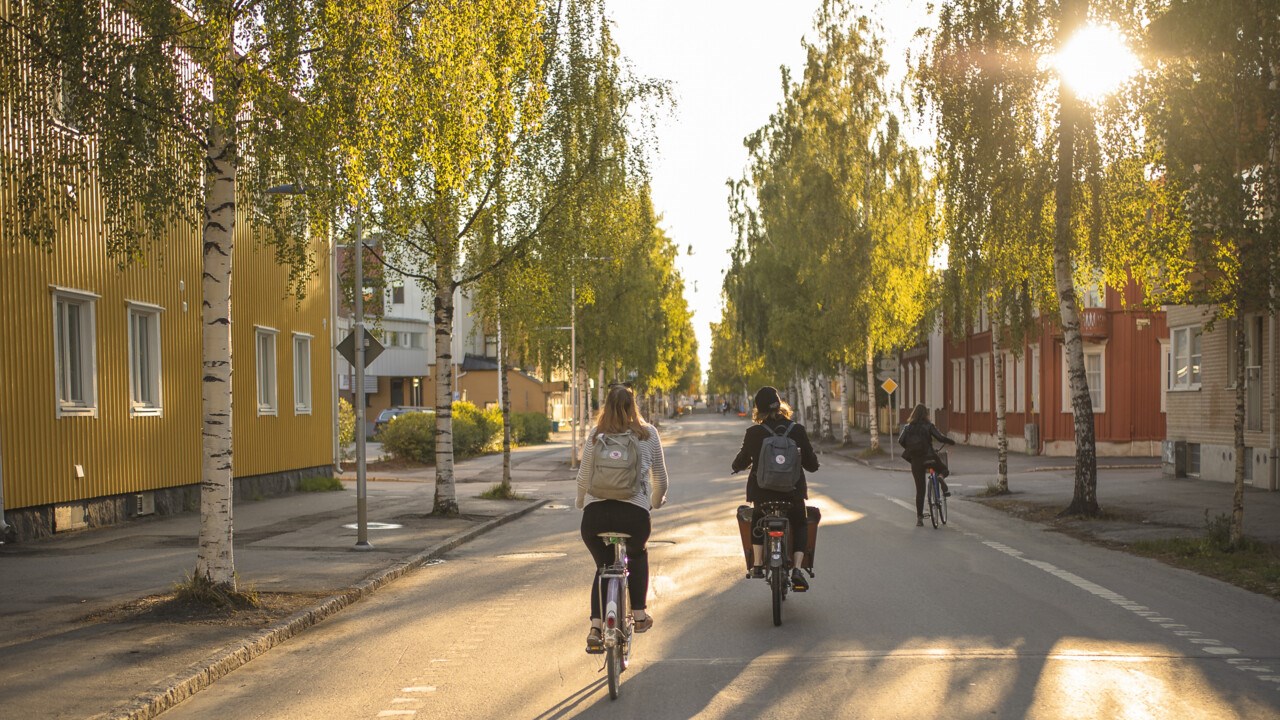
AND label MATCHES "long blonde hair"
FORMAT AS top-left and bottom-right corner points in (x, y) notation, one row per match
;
(593, 384), (651, 440)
